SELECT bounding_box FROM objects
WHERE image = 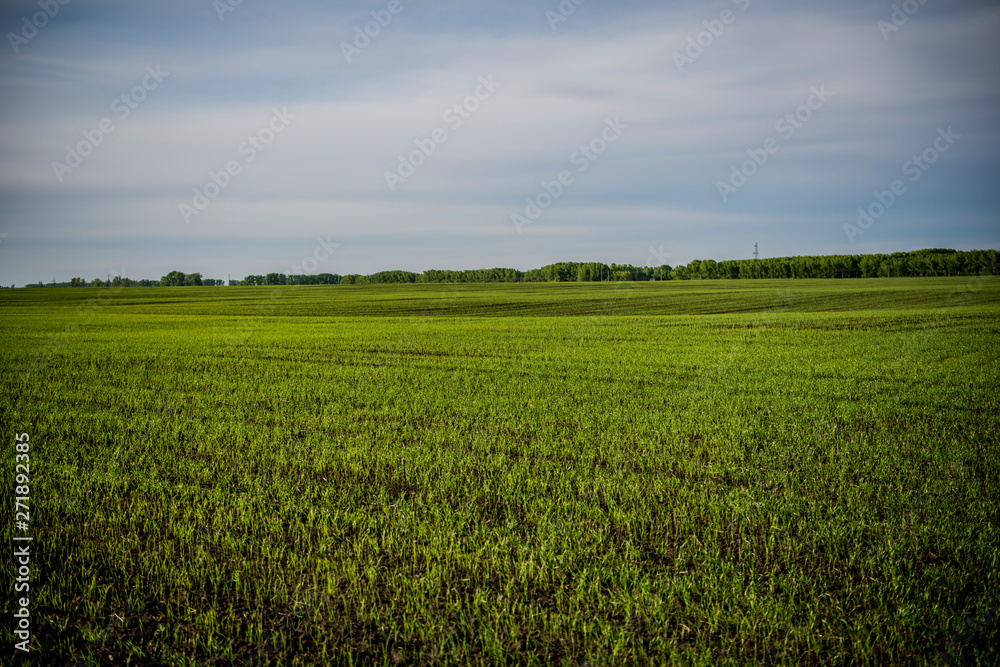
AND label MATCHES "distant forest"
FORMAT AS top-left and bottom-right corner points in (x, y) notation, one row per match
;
(21, 248), (1000, 288)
